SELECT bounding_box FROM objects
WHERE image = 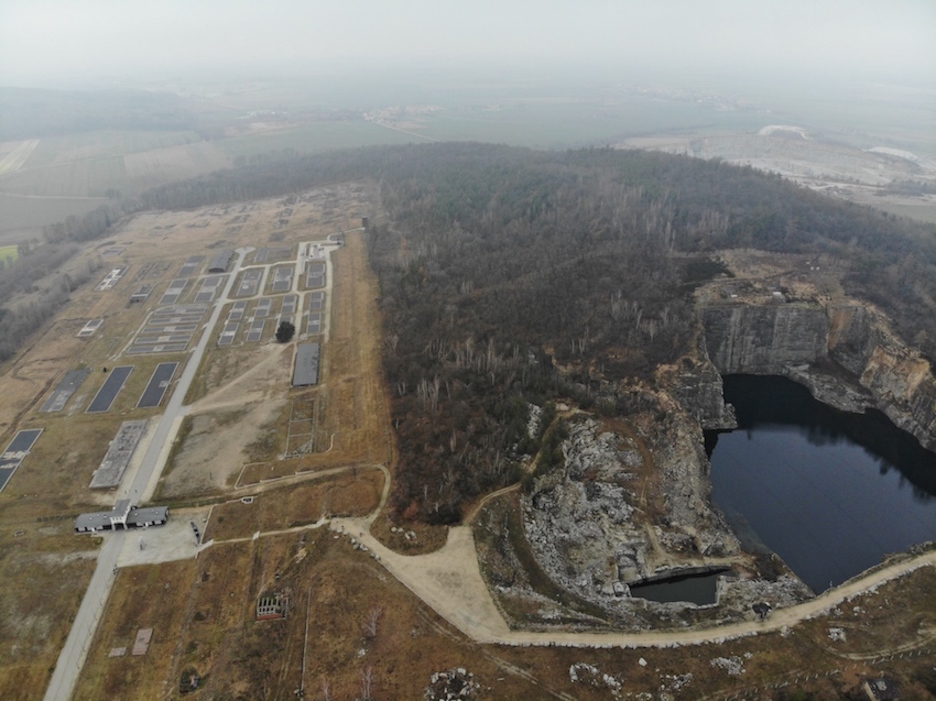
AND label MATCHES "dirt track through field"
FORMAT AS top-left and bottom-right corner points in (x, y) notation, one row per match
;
(334, 514), (936, 649)
(0, 139), (39, 176)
